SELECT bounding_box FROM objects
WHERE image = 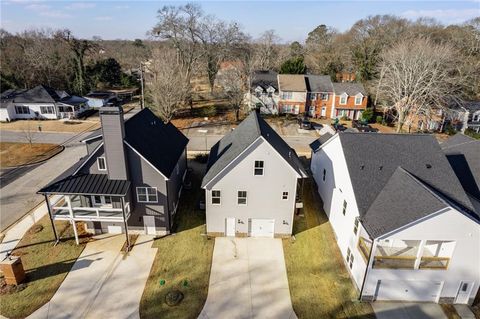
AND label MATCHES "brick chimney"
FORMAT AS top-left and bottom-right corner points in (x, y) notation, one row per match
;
(99, 106), (129, 180)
